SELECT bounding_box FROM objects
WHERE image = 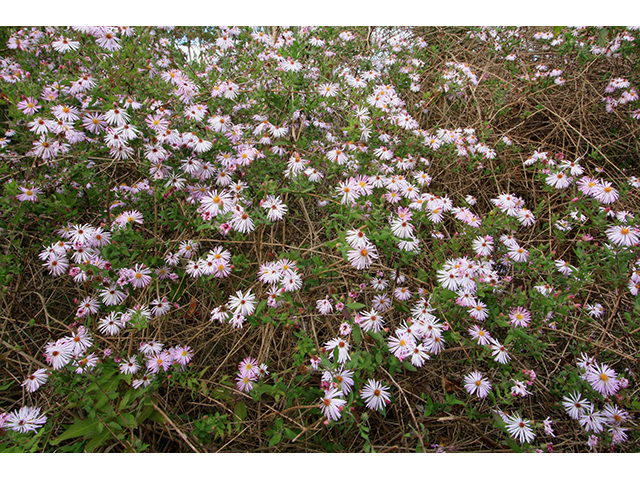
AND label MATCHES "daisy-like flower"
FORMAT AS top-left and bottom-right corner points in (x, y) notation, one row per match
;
(150, 297), (172, 317)
(585, 303), (604, 318)
(390, 218), (414, 239)
(115, 209), (144, 226)
(185, 260), (203, 278)
(339, 322), (352, 336)
(99, 285), (127, 306)
(369, 277), (388, 291)
(318, 82), (339, 97)
(562, 391), (592, 420)
(238, 357), (259, 379)
(463, 371), (492, 398)
(346, 229), (370, 249)
(516, 208), (536, 227)
(324, 338), (351, 364)
(146, 350), (172, 373)
(68, 223), (95, 245)
(320, 387), (346, 421)
(132, 373), (155, 390)
(257, 364), (269, 378)
(17, 97), (41, 115)
(472, 235), (493, 256)
(5, 406), (47, 434)
(410, 343), (431, 367)
(424, 333), (446, 355)
(336, 178), (360, 205)
(22, 368), (49, 393)
(258, 262), (282, 285)
(372, 293), (391, 312)
(173, 345), (194, 366)
(511, 379), (531, 397)
(98, 312), (125, 335)
(139, 340), (164, 357)
(104, 107), (129, 127)
(468, 299), (489, 321)
(16, 186), (42, 202)
(585, 362), (620, 397)
(388, 333), (415, 359)
(507, 244), (529, 263)
(52, 36), (81, 53)
(359, 309), (385, 333)
(577, 176), (600, 196)
(128, 264), (152, 288)
(236, 372), (255, 393)
(347, 243), (378, 270)
(579, 406), (606, 433)
(468, 324), (492, 345)
(534, 284), (554, 296)
(177, 239), (199, 258)
(546, 171), (572, 189)
(44, 255), (68, 276)
(606, 225), (640, 247)
(555, 259), (577, 276)
(45, 338), (73, 370)
(509, 307), (531, 328)
(323, 368), (355, 395)
(361, 379), (391, 412)
(262, 195), (288, 221)
(593, 181), (619, 204)
(316, 298), (333, 315)
(51, 104), (80, 122)
(119, 356), (140, 375)
(394, 286), (411, 301)
(228, 289), (256, 317)
(504, 413), (535, 444)
(230, 209), (255, 234)
(490, 339), (510, 364)
(67, 326), (93, 355)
